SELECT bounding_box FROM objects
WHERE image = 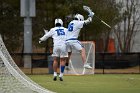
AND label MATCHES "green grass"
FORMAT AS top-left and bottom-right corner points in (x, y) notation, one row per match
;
(29, 74), (140, 93)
